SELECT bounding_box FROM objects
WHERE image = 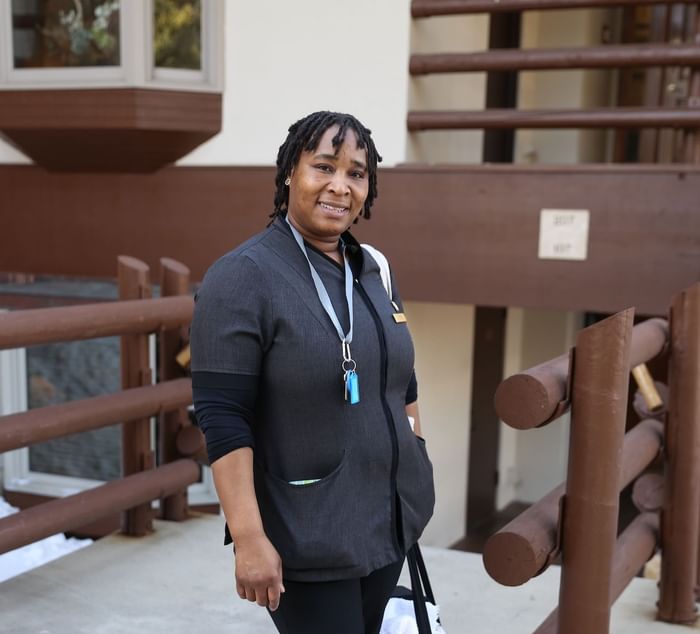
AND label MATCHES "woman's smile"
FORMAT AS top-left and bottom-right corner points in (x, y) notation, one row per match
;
(318, 201), (350, 215)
